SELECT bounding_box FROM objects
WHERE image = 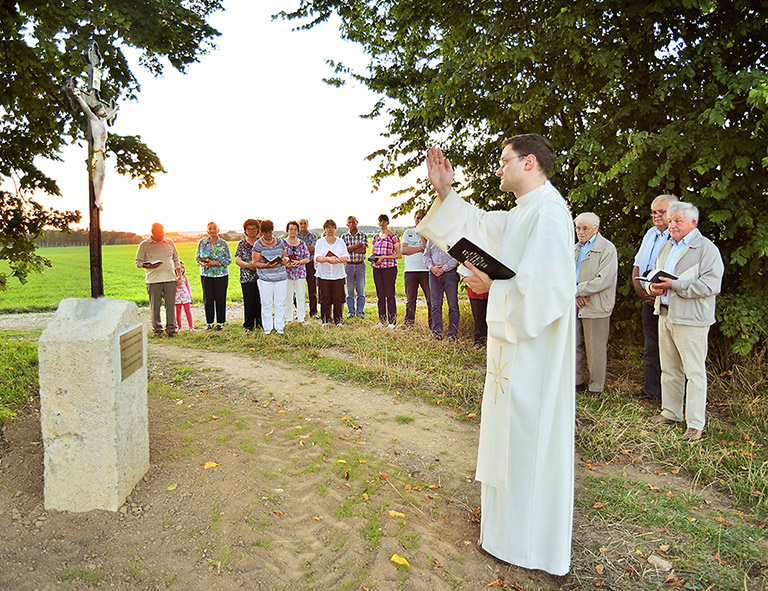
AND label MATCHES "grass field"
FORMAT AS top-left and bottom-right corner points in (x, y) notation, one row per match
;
(0, 243), (407, 313)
